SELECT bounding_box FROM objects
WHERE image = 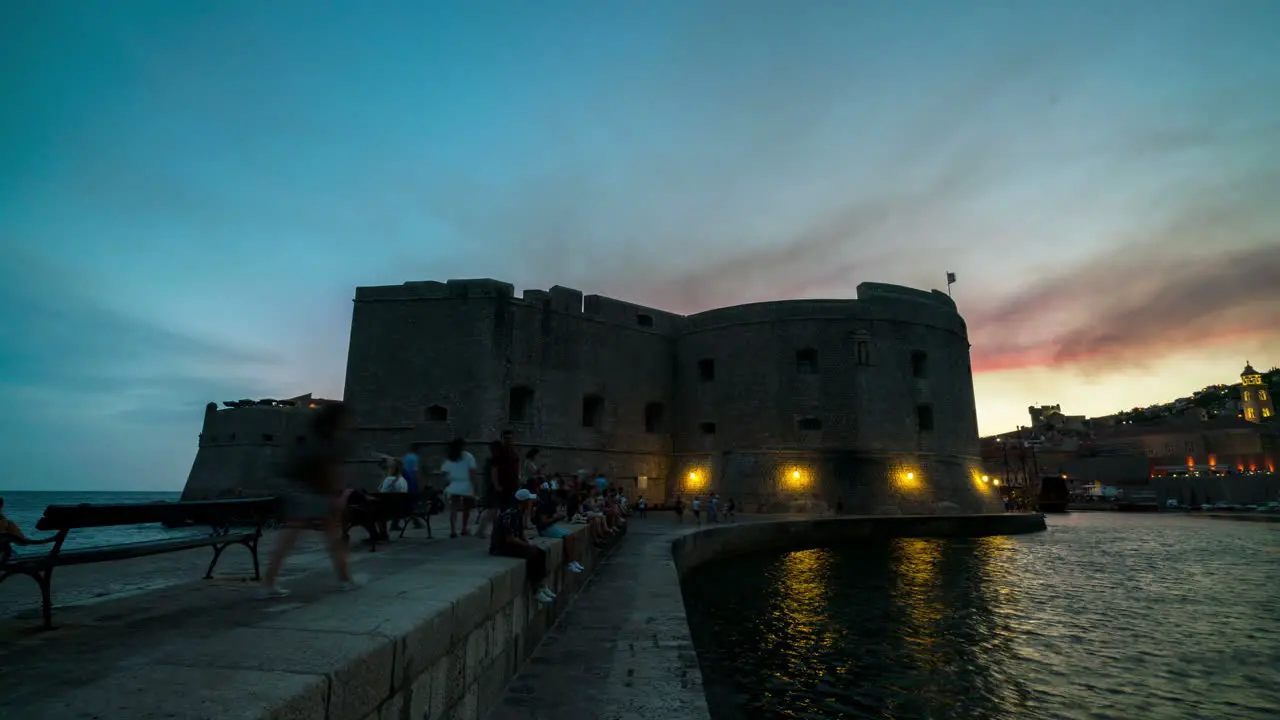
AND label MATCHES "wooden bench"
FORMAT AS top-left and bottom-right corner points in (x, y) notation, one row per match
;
(346, 491), (443, 551)
(0, 497), (277, 629)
